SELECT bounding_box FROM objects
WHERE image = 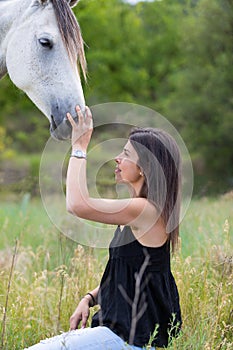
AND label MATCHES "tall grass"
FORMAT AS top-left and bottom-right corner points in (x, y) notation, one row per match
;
(0, 194), (232, 349)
